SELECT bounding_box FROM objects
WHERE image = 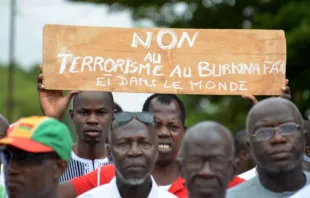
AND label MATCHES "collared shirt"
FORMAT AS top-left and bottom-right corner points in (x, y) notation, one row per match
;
(72, 164), (188, 198)
(77, 176), (177, 198)
(289, 184), (310, 198)
(59, 151), (111, 183)
(227, 171), (310, 198)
